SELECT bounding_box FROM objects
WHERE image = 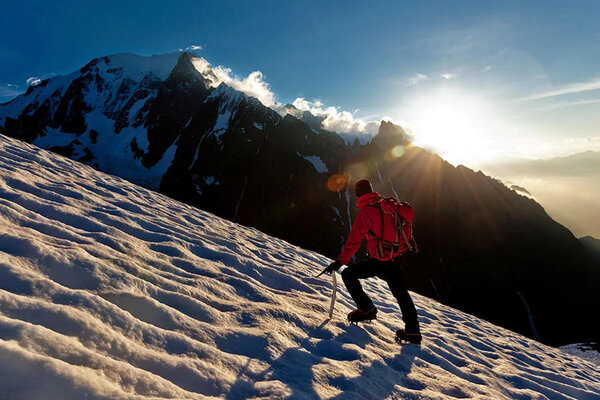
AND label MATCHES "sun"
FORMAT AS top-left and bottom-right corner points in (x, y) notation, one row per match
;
(402, 88), (499, 166)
